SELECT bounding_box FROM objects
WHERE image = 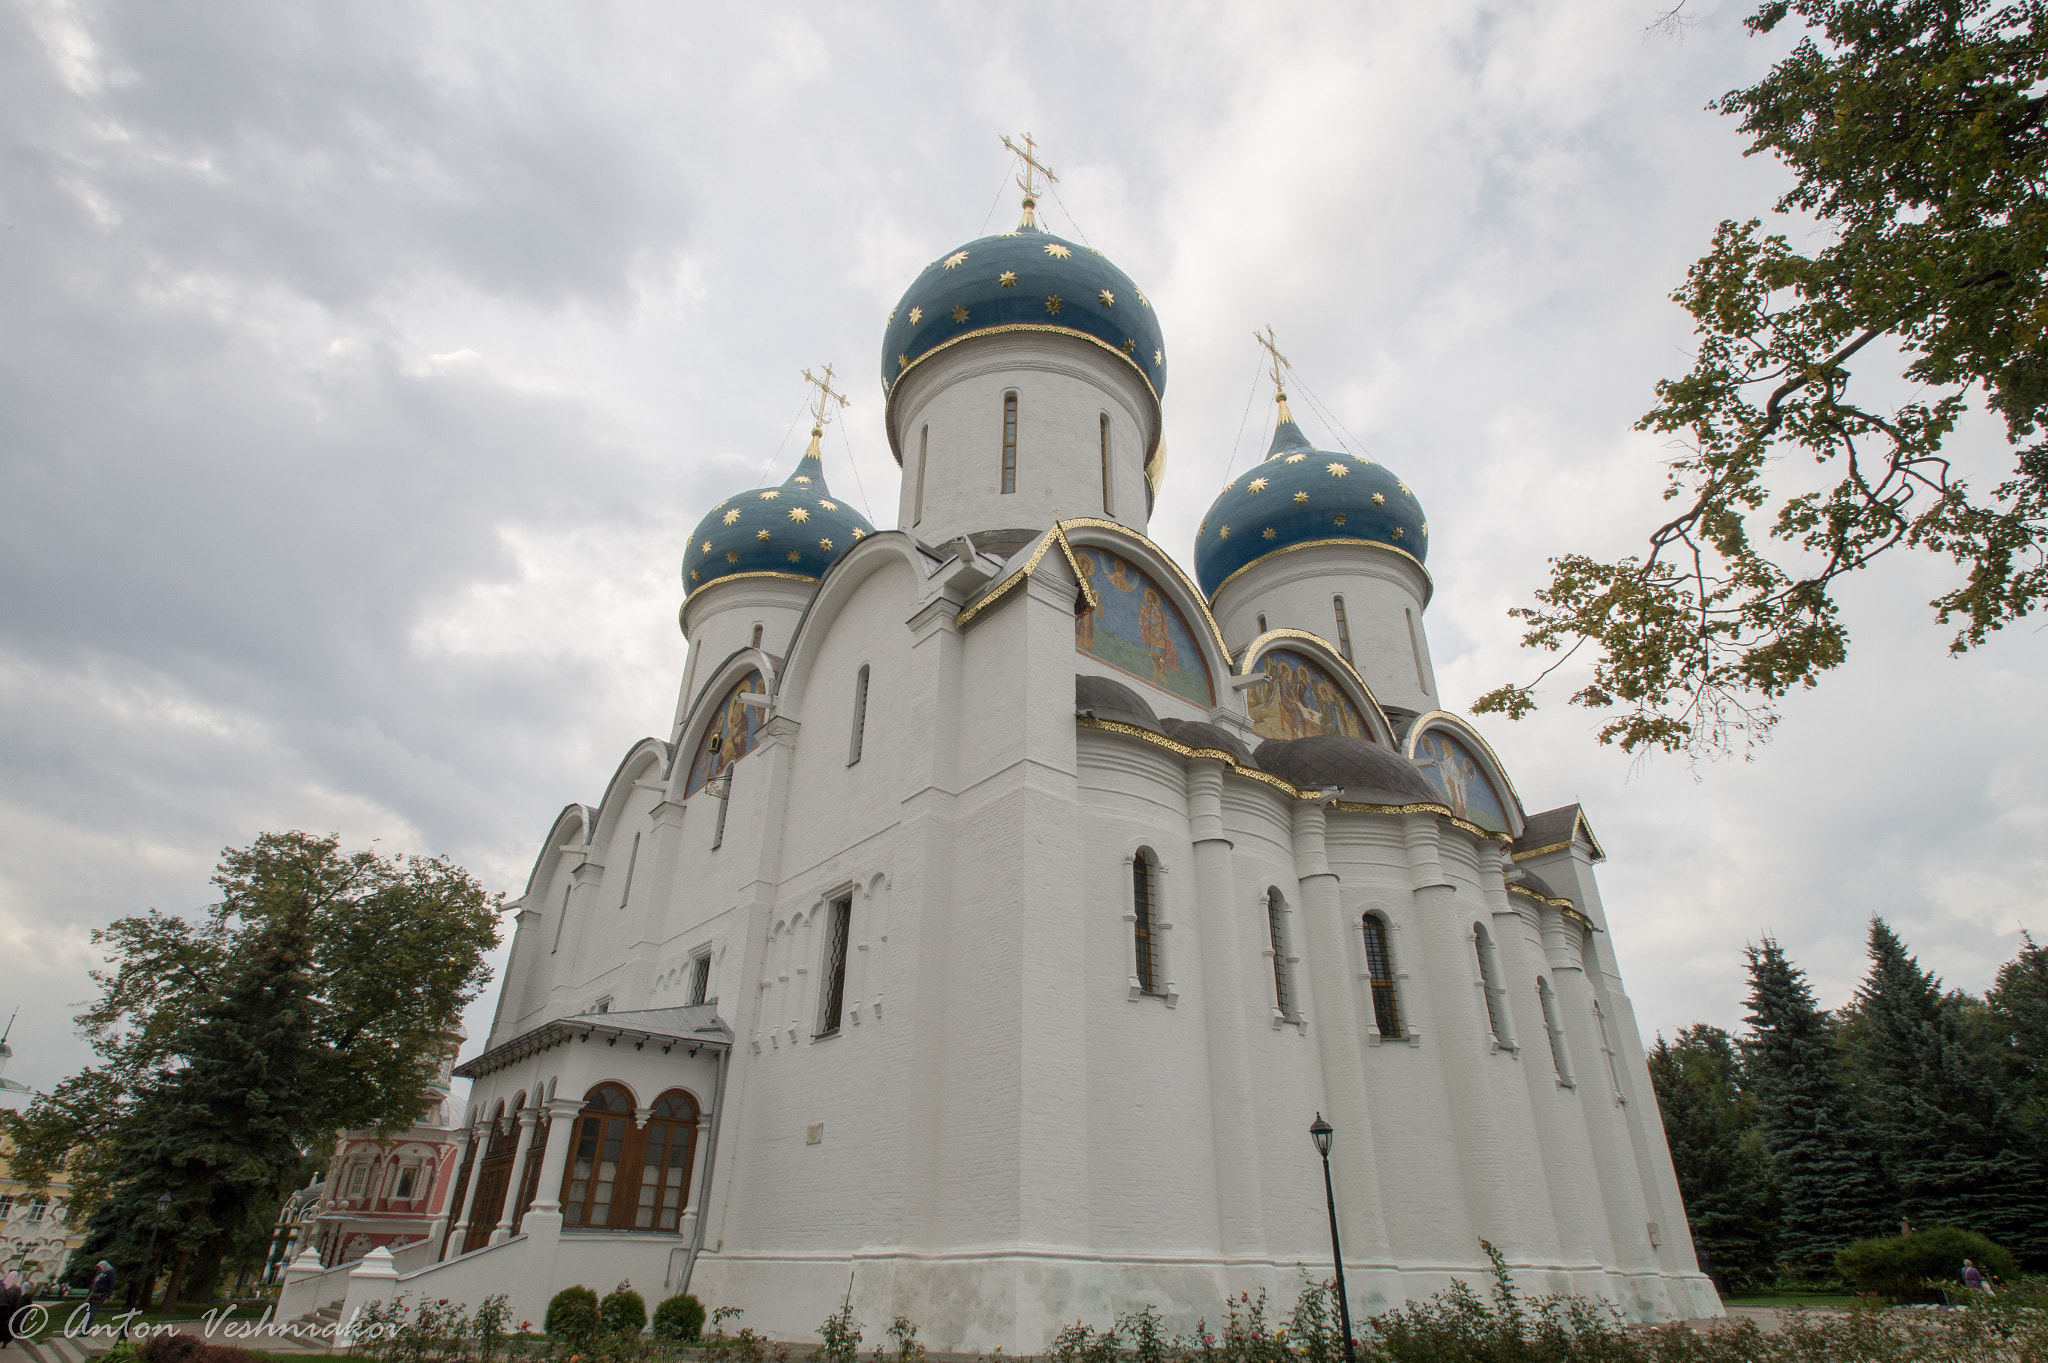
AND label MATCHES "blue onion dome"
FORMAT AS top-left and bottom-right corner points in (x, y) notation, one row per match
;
(1193, 396), (1427, 599)
(683, 429), (875, 596)
(880, 201), (1168, 406)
